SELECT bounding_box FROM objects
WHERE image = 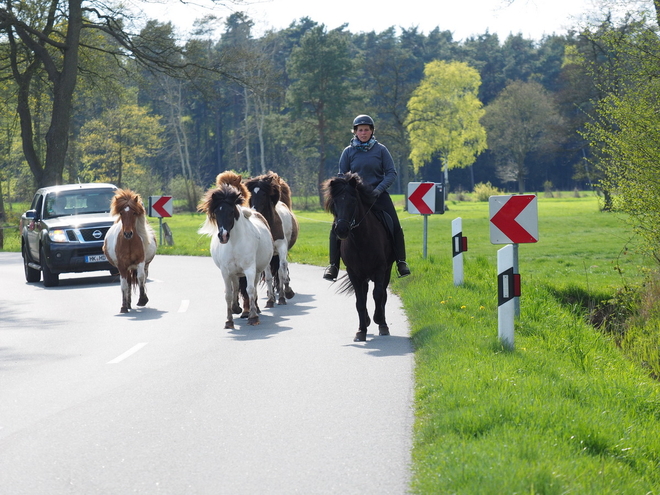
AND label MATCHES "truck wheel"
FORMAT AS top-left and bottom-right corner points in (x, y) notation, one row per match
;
(23, 244), (41, 283)
(40, 246), (60, 287)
